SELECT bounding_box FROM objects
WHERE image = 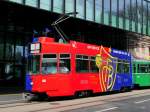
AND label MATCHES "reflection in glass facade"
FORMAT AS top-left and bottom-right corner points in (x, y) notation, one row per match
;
(76, 0), (84, 19)
(132, 0), (136, 32)
(0, 32), (4, 60)
(86, 0), (94, 21)
(125, 0), (130, 31)
(149, 4), (150, 36)
(65, 0), (74, 13)
(118, 0), (124, 29)
(138, 0), (142, 34)
(40, 0), (51, 11)
(53, 0), (63, 13)
(26, 0), (37, 7)
(104, 0), (110, 25)
(143, 0), (147, 34)
(95, 0), (102, 23)
(9, 0), (22, 4)
(112, 0), (117, 27)
(7, 0), (150, 36)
